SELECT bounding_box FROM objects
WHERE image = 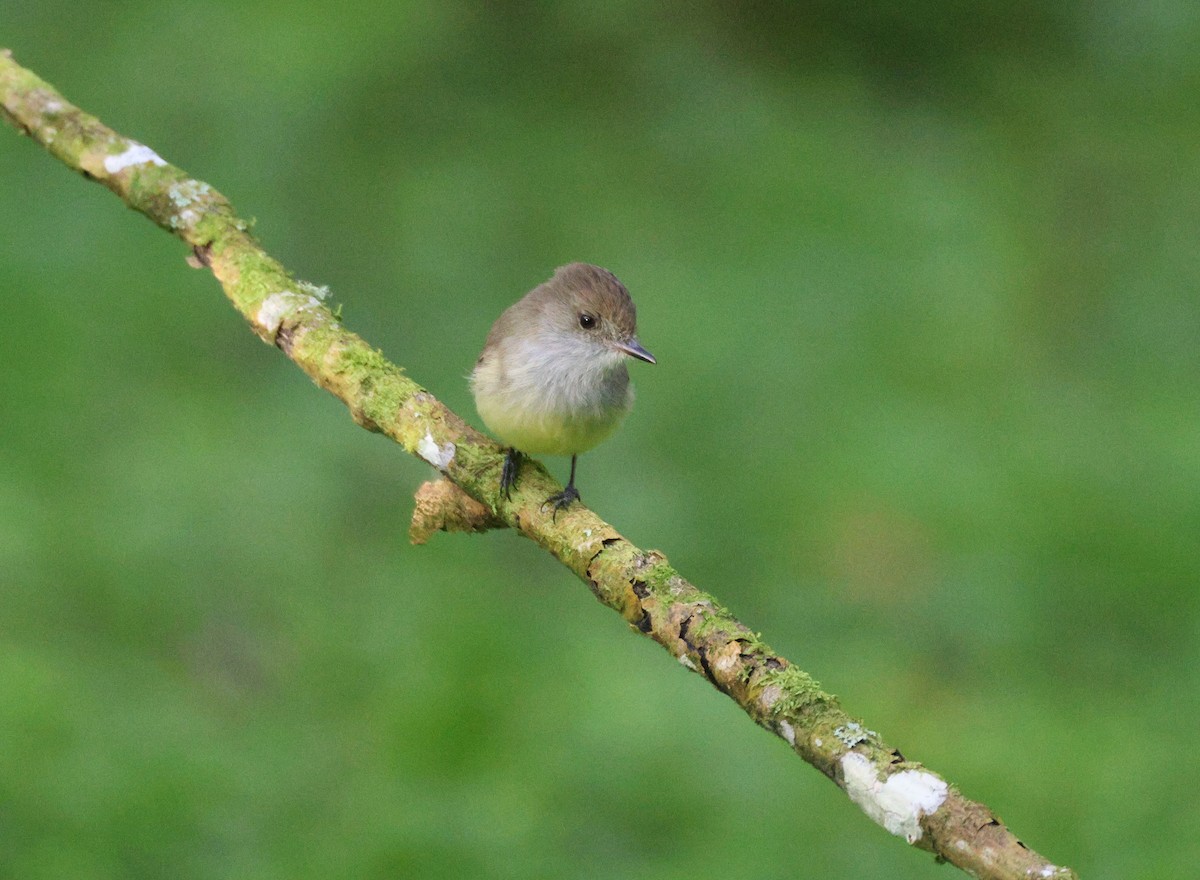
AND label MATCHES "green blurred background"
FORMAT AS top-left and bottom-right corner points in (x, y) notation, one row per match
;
(3, 2), (1198, 877)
